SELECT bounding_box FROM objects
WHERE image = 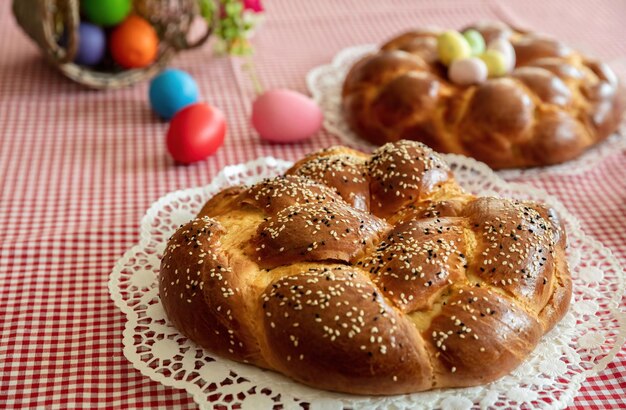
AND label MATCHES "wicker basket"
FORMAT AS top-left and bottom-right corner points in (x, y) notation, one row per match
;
(12, 0), (214, 89)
